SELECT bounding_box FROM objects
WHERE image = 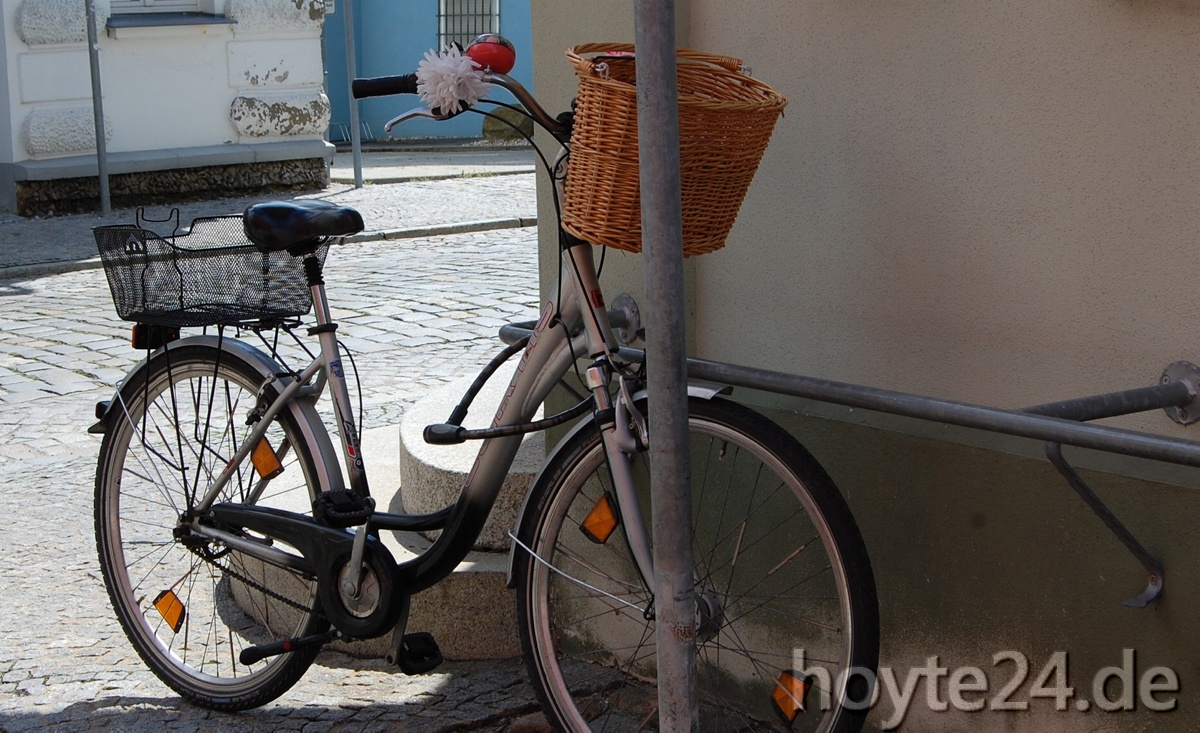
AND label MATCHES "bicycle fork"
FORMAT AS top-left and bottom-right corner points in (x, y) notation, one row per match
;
(586, 362), (657, 588)
(559, 238), (660, 593)
(549, 364), (724, 633)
